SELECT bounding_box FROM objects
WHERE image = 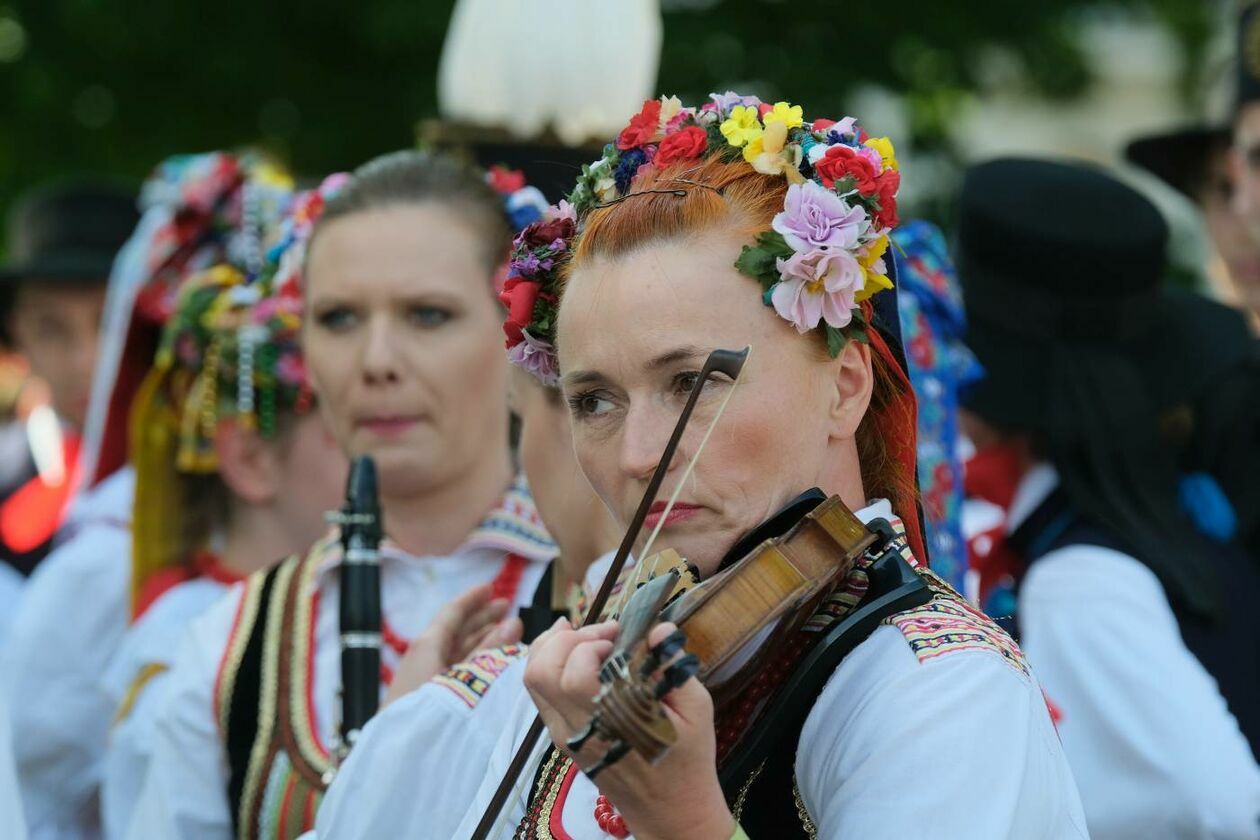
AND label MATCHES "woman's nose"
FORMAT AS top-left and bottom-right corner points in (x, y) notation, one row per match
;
(360, 314), (401, 385)
(618, 403), (679, 481)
